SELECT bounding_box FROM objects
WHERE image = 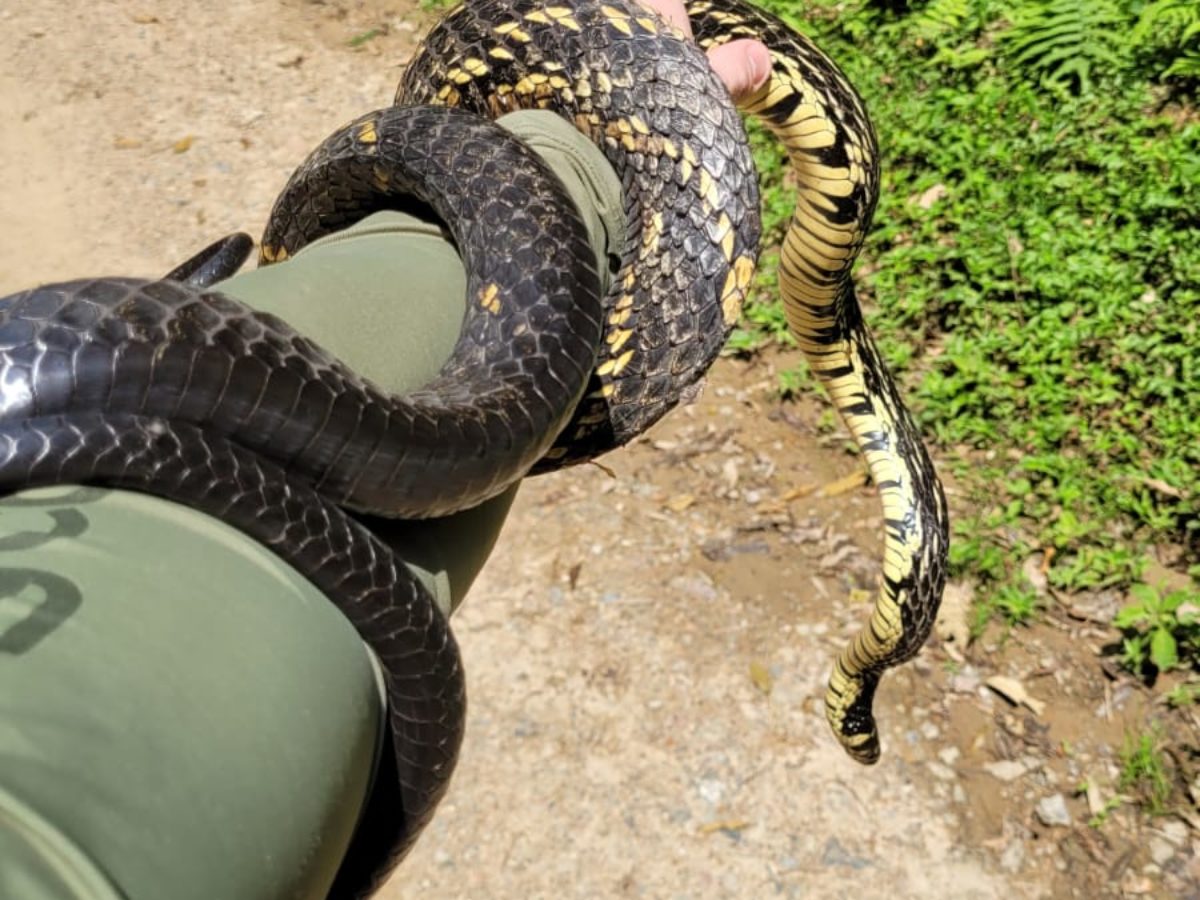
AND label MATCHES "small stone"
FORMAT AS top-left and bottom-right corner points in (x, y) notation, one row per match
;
(927, 761), (956, 782)
(1148, 837), (1175, 866)
(1000, 839), (1025, 873)
(920, 722), (940, 740)
(668, 573), (719, 602)
(697, 777), (725, 806)
(1035, 793), (1072, 828)
(1160, 820), (1189, 847)
(939, 747), (961, 766)
(820, 837), (872, 870)
(984, 760), (1027, 782)
(512, 718), (539, 738)
(949, 671), (981, 693)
